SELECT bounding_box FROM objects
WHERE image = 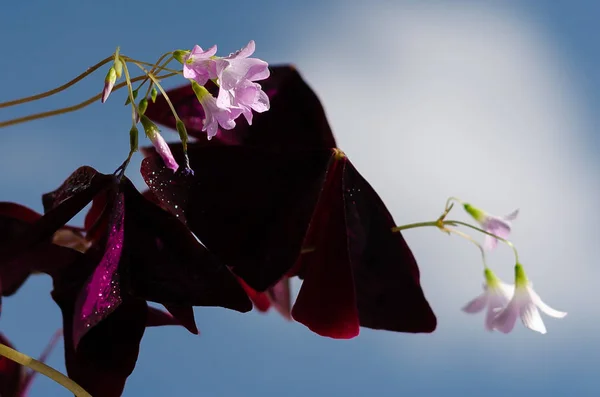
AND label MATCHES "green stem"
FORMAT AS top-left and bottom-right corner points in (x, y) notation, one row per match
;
(392, 221), (439, 231)
(121, 56), (181, 74)
(0, 343), (91, 397)
(121, 61), (139, 125)
(0, 72), (178, 129)
(392, 219), (519, 262)
(129, 62), (180, 120)
(443, 220), (520, 262)
(445, 227), (488, 268)
(0, 56), (113, 109)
